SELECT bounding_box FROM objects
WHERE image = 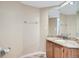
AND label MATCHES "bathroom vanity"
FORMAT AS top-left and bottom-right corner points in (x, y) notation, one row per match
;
(46, 37), (79, 58)
(47, 1), (79, 58)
